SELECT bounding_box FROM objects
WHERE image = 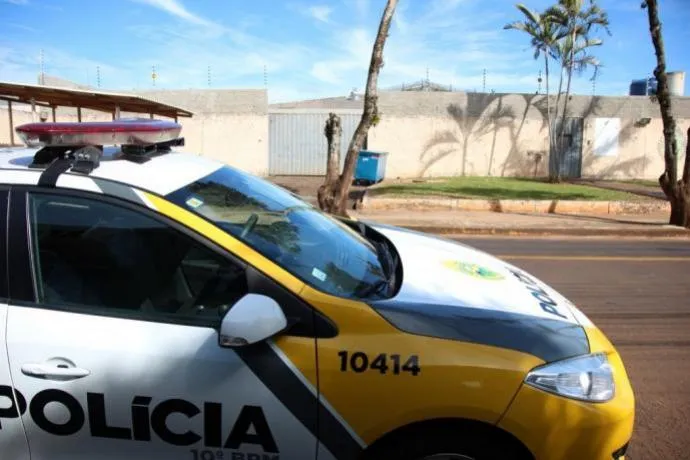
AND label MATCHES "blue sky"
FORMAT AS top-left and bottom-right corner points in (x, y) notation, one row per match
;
(1, 0), (689, 103)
